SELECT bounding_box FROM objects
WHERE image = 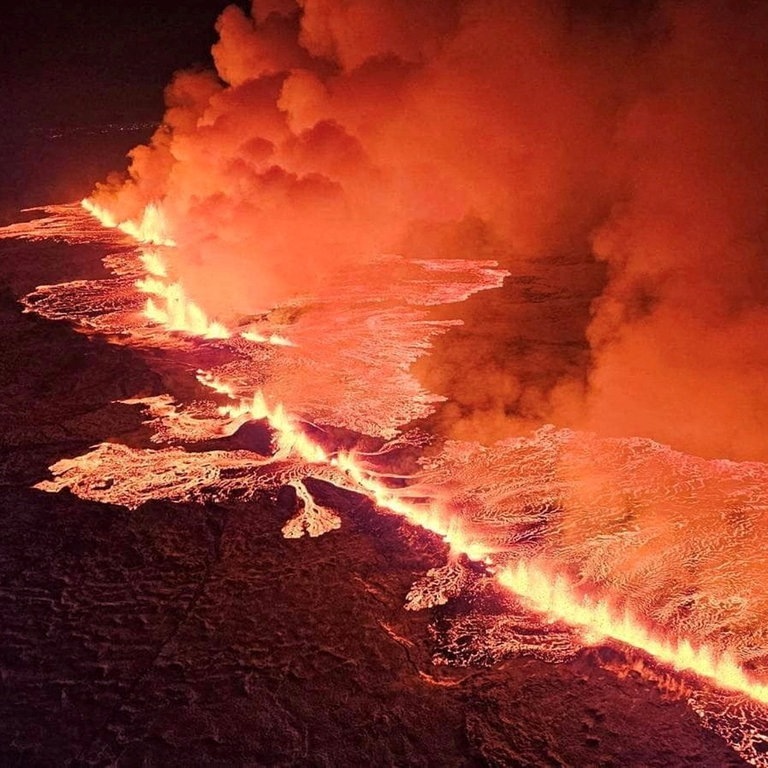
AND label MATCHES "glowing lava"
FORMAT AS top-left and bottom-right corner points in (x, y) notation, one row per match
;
(241, 330), (295, 346)
(499, 561), (768, 704)
(34, 199), (768, 718)
(81, 199), (299, 345)
(136, 274), (231, 339)
(197, 374), (768, 705)
(82, 198), (175, 247)
(82, 198), (232, 338)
